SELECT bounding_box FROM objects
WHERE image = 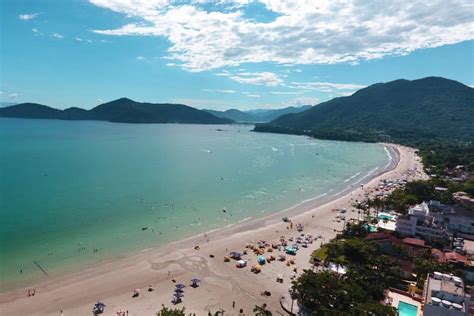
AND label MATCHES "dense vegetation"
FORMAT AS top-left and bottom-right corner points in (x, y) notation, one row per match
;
(385, 179), (474, 213)
(254, 77), (473, 145)
(418, 142), (474, 176)
(0, 98), (233, 124)
(295, 236), (399, 315)
(205, 105), (311, 123)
